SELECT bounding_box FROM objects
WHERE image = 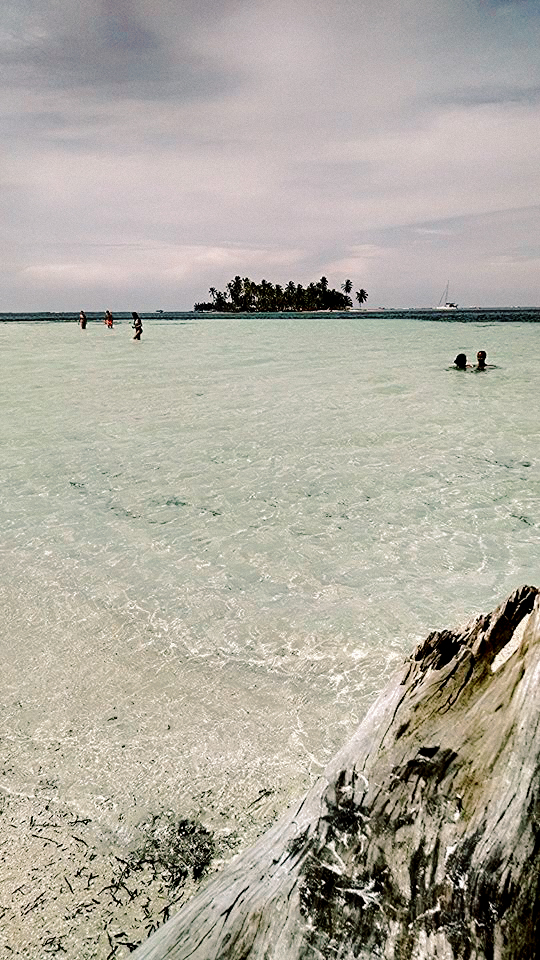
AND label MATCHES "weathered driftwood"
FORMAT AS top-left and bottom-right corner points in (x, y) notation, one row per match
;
(132, 585), (540, 960)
